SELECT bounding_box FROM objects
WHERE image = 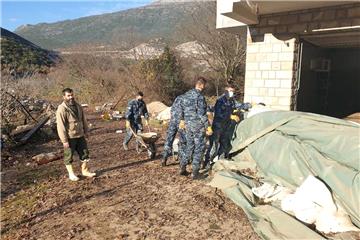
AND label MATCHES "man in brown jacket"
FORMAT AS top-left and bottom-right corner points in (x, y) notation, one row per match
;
(56, 88), (96, 181)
